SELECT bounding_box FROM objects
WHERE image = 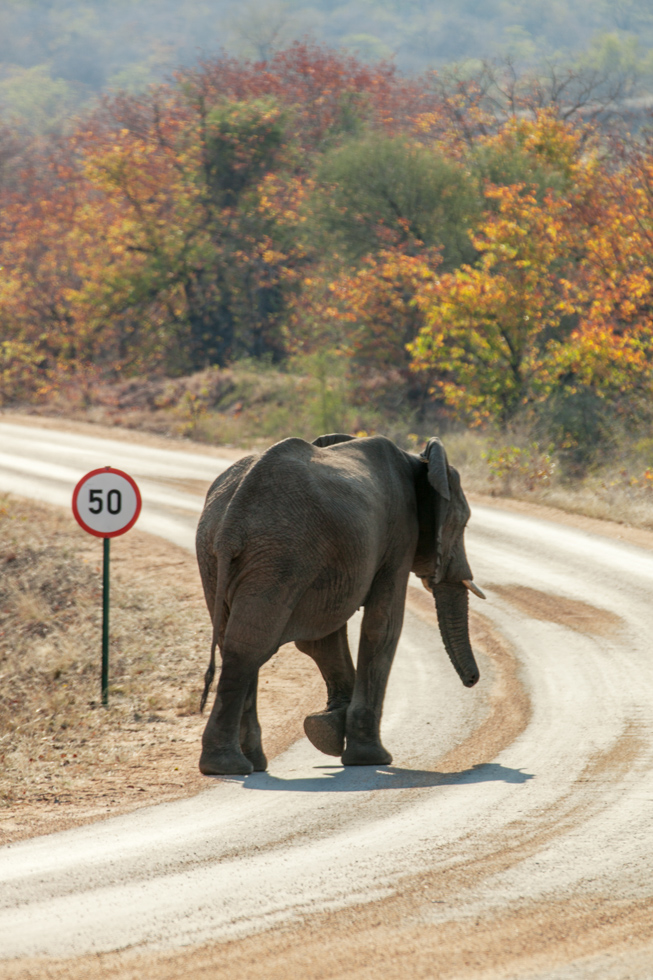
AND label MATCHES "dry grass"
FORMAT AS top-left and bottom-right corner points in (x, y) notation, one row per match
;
(443, 430), (653, 533)
(8, 363), (436, 450)
(533, 480), (653, 529)
(0, 494), (323, 845)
